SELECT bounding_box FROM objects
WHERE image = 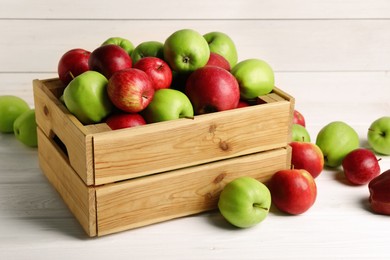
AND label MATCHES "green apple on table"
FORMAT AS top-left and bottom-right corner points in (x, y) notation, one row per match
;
(163, 29), (210, 73)
(367, 116), (390, 155)
(142, 88), (194, 123)
(231, 59), (275, 100)
(291, 123), (311, 142)
(131, 41), (164, 64)
(218, 176), (271, 228)
(203, 31), (238, 68)
(316, 121), (360, 167)
(101, 37), (134, 56)
(13, 109), (37, 147)
(63, 71), (113, 125)
(0, 95), (30, 133)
